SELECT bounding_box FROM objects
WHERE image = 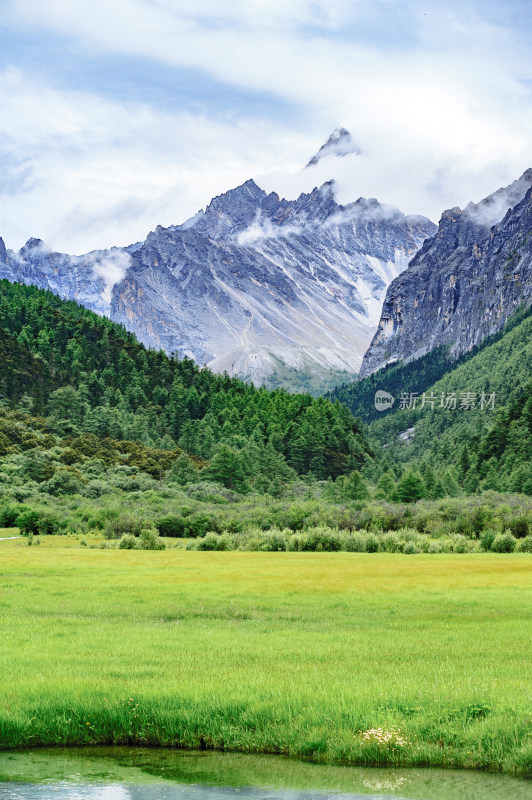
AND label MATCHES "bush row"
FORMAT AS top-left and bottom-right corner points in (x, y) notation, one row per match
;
(184, 526), (532, 554)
